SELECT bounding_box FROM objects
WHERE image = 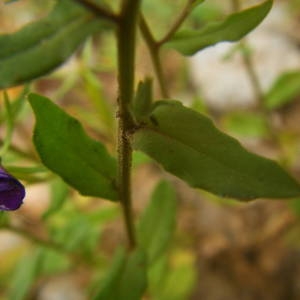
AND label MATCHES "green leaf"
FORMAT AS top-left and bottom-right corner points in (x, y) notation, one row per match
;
(0, 0), (105, 88)
(93, 248), (147, 300)
(132, 78), (153, 122)
(222, 111), (268, 138)
(158, 251), (196, 300)
(82, 68), (115, 133)
(43, 178), (69, 219)
(9, 250), (43, 300)
(166, 0), (272, 55)
(28, 93), (117, 200)
(192, 0), (206, 8)
(132, 100), (300, 200)
(264, 71), (300, 109)
(138, 180), (177, 263)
